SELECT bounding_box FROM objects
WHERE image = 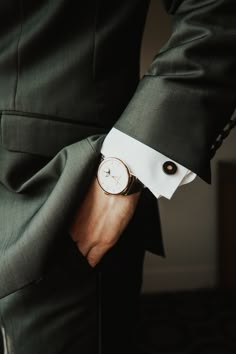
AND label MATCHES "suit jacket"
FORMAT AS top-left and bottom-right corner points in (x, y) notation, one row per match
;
(0, 0), (235, 298)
